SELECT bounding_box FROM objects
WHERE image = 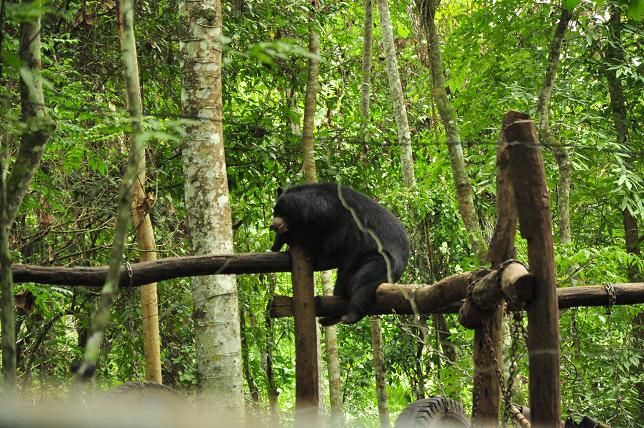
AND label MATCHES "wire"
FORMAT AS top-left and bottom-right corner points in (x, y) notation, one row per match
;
(2, 97), (640, 157)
